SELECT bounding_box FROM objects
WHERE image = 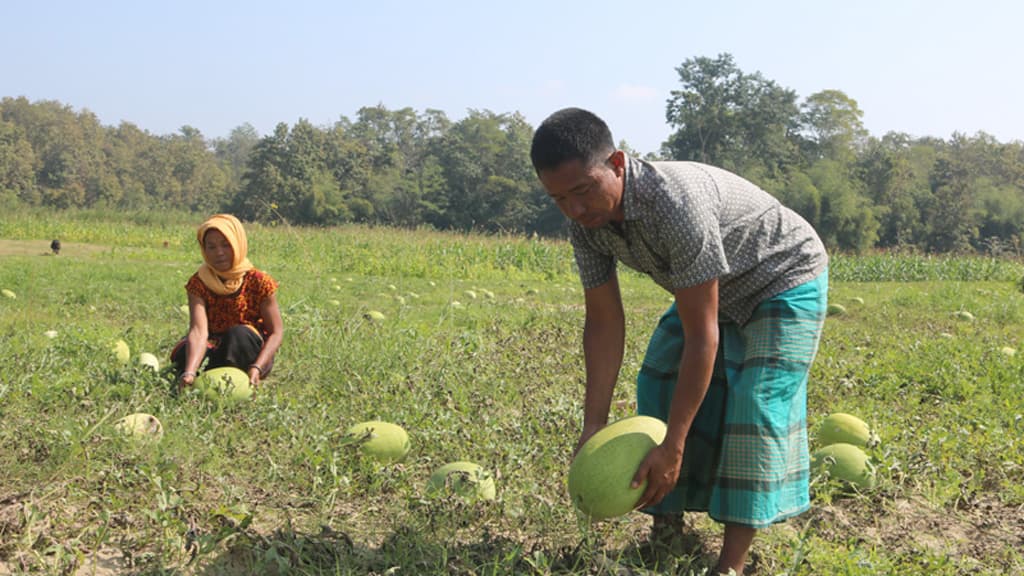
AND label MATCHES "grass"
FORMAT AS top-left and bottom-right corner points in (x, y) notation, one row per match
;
(0, 208), (1022, 575)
